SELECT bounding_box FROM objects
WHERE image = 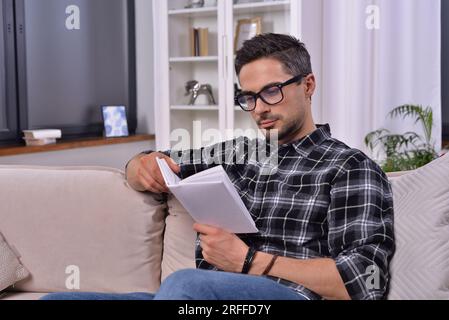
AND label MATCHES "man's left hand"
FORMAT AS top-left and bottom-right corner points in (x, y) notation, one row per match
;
(193, 223), (249, 273)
